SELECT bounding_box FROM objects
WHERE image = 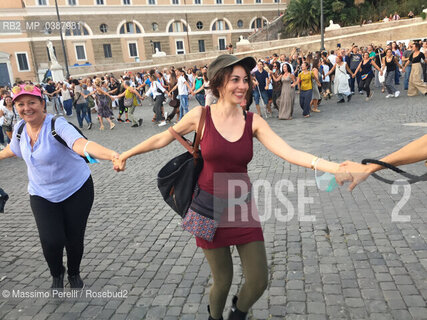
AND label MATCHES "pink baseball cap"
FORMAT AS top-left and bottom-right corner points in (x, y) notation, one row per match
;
(12, 84), (43, 102)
